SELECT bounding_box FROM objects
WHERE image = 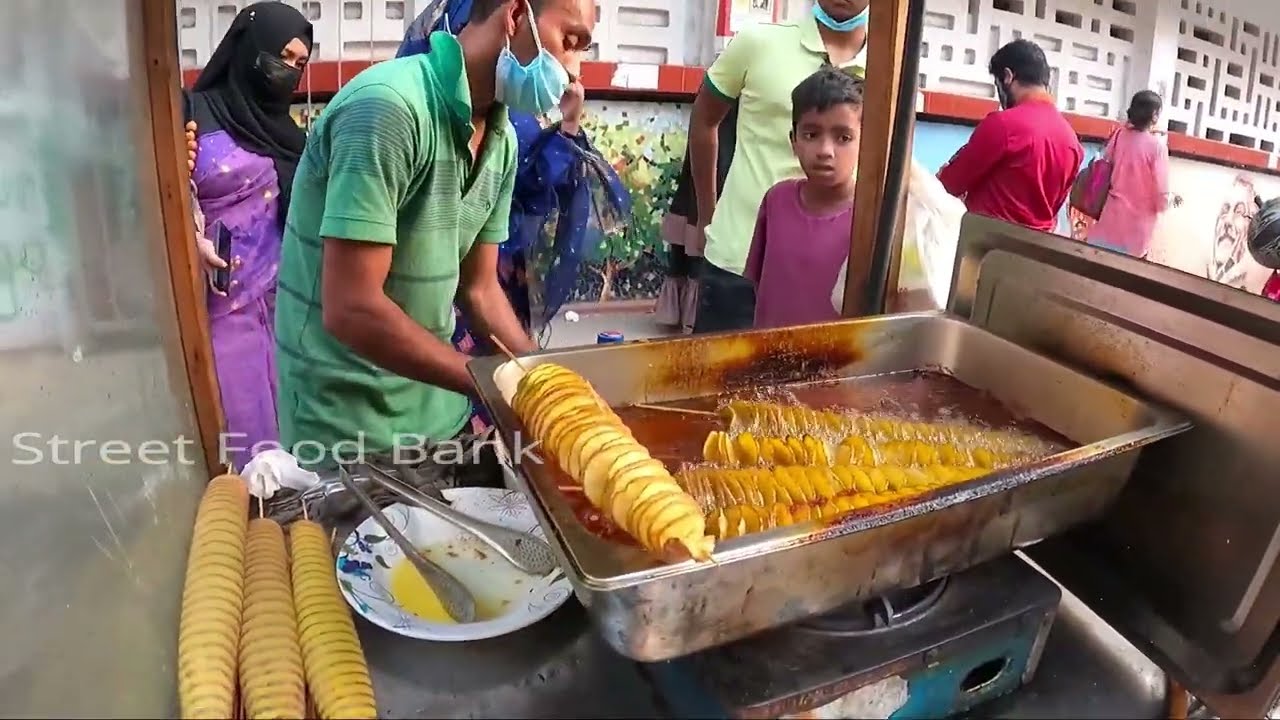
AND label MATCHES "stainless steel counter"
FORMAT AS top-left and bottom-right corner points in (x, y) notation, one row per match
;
(358, 600), (662, 719)
(359, 585), (1169, 719)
